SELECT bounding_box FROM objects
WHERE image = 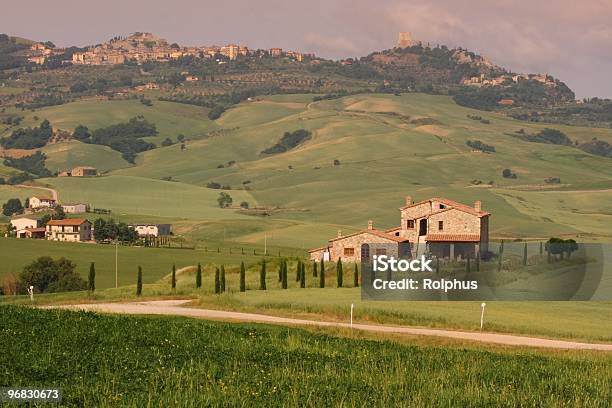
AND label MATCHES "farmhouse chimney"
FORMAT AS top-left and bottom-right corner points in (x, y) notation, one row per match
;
(337, 229), (342, 238)
(367, 220), (374, 230)
(474, 201), (482, 212)
(405, 196), (412, 206)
